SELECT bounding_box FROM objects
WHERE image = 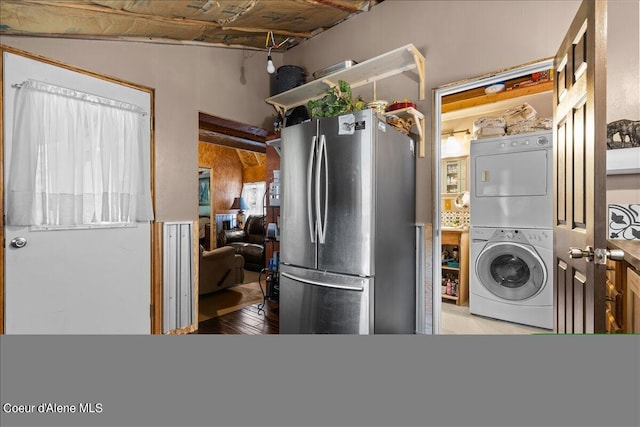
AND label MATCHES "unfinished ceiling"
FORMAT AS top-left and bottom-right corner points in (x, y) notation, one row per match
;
(0, 0), (381, 51)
